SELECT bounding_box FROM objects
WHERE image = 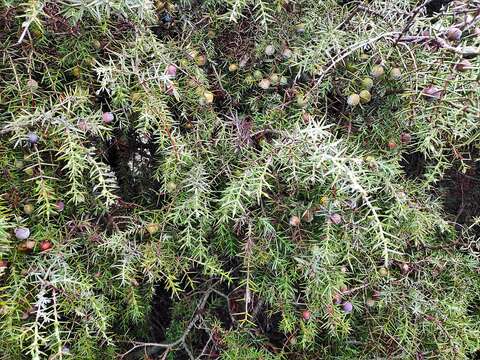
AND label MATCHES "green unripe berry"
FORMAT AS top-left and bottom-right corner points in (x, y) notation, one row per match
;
(14, 160), (24, 169)
(253, 70), (263, 80)
(146, 223), (159, 235)
(379, 267), (388, 276)
(345, 62), (357, 72)
(270, 74), (280, 86)
(295, 23), (306, 33)
(228, 63), (239, 72)
(361, 77), (374, 90)
(244, 75), (255, 84)
(296, 94), (307, 107)
(23, 204), (34, 215)
(371, 65), (385, 79)
(72, 66), (81, 78)
(31, 27), (42, 39)
(166, 181), (177, 192)
(390, 67), (402, 80)
(359, 90), (371, 104)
